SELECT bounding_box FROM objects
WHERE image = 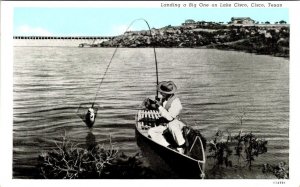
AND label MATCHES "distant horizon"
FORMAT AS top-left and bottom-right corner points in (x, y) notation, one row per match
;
(14, 8), (289, 37)
(12, 21), (290, 37)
